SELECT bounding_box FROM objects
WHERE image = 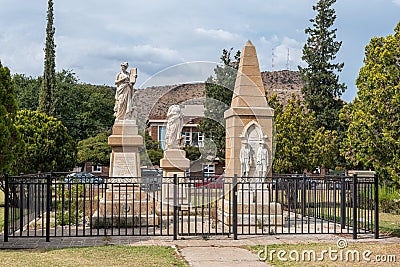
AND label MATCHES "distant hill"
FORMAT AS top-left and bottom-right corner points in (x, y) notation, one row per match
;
(133, 83), (205, 128)
(262, 70), (304, 105)
(133, 70), (303, 127)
